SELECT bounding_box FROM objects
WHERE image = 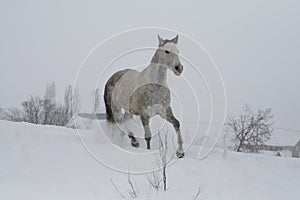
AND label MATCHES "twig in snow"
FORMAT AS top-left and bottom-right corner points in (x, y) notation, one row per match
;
(193, 184), (206, 200)
(110, 178), (125, 199)
(127, 172), (138, 198)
